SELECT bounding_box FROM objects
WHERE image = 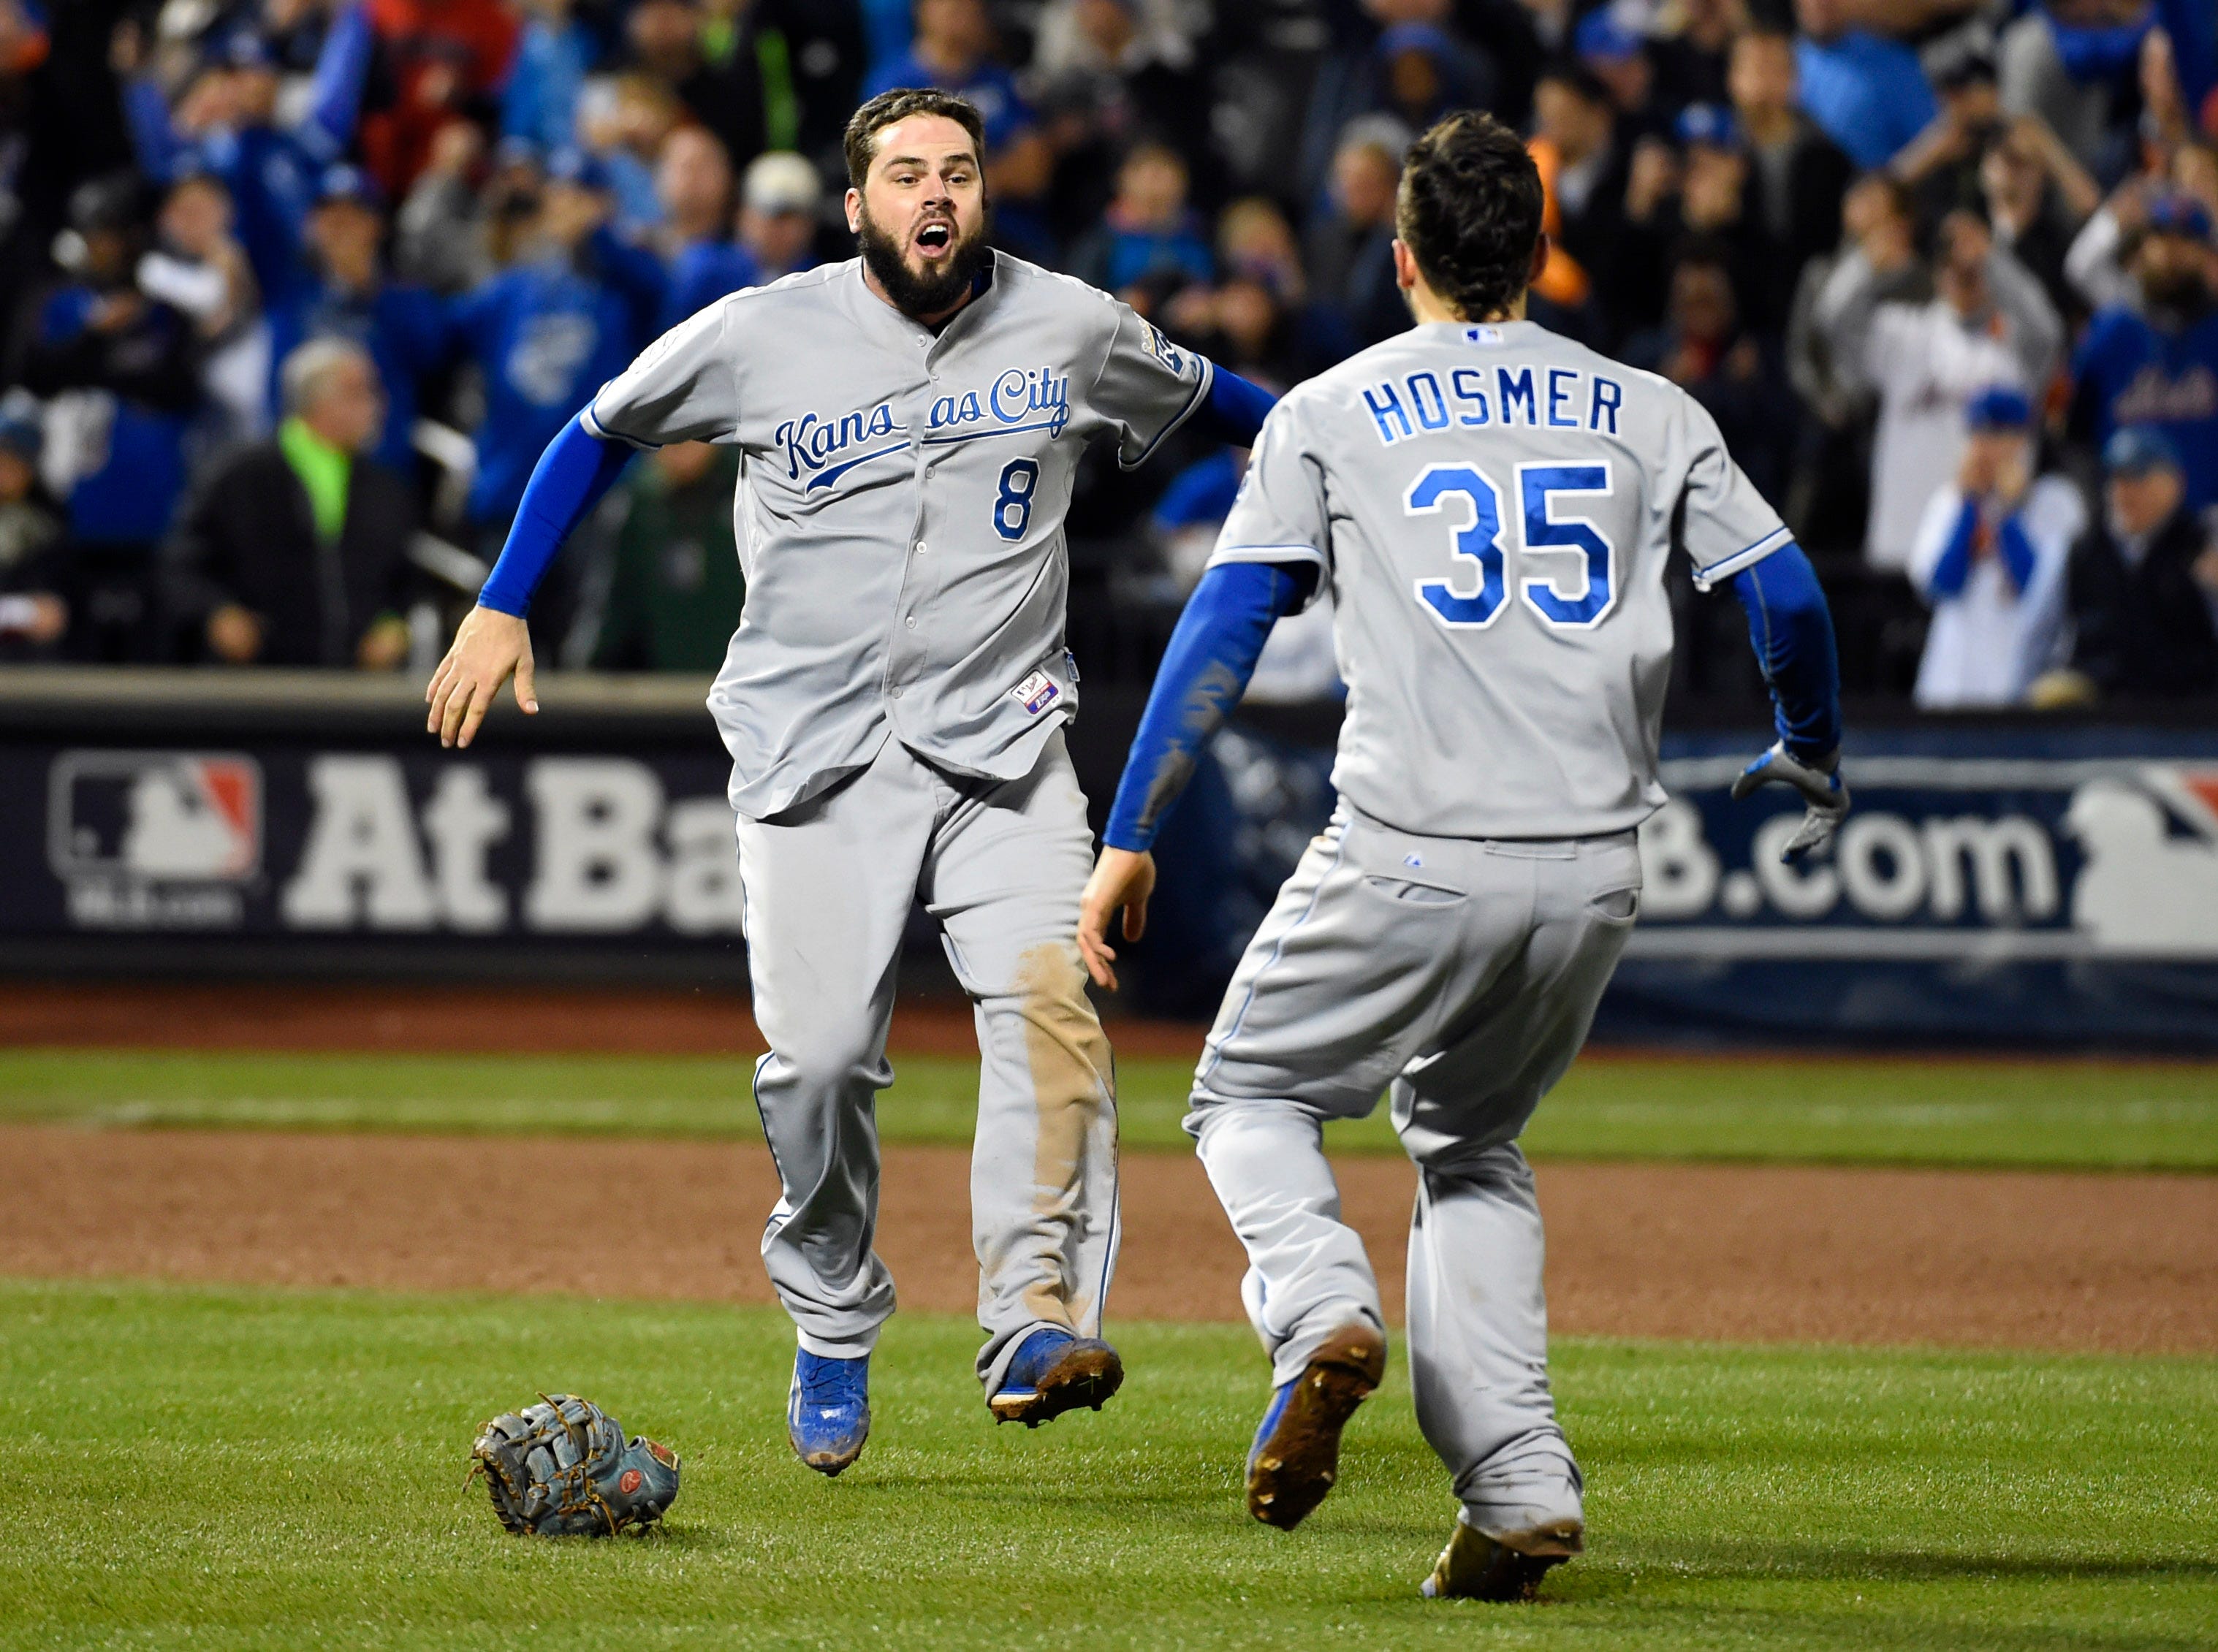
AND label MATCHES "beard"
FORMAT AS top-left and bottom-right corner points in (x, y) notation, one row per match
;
(856, 199), (993, 317)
